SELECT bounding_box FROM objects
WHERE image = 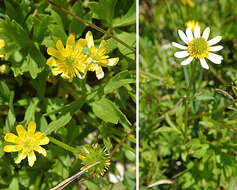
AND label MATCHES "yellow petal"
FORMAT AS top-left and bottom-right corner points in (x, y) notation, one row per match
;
(107, 58), (119, 66)
(86, 31), (94, 48)
(4, 133), (18, 143)
(27, 121), (36, 136)
(97, 47), (106, 56)
(28, 151), (36, 167)
(34, 132), (43, 139)
(52, 68), (62, 76)
(56, 40), (64, 51)
(99, 40), (106, 48)
(46, 58), (56, 66)
(0, 39), (5, 48)
(16, 125), (26, 137)
(96, 66), (104, 80)
(4, 145), (21, 152)
(61, 73), (70, 80)
(15, 151), (27, 164)
(79, 154), (86, 159)
(39, 136), (49, 145)
(34, 146), (47, 157)
(75, 39), (87, 54)
(83, 146), (89, 154)
(47, 47), (64, 60)
(66, 34), (75, 48)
